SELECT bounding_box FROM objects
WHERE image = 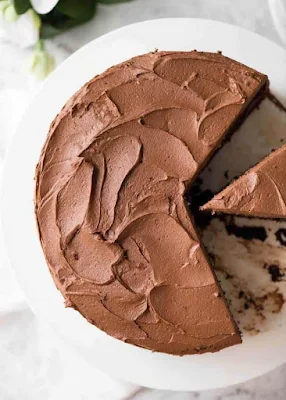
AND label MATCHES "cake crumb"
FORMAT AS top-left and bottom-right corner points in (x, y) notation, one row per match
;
(223, 216), (267, 242)
(275, 228), (286, 246)
(264, 264), (285, 282)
